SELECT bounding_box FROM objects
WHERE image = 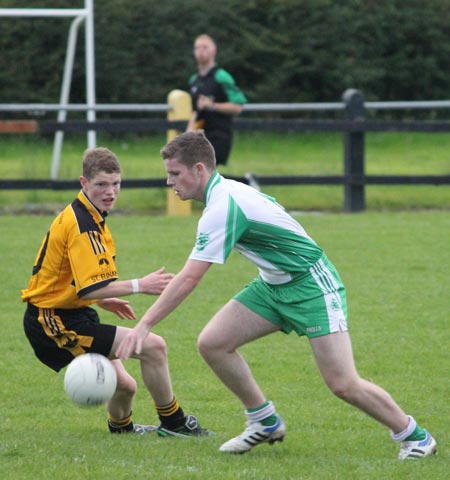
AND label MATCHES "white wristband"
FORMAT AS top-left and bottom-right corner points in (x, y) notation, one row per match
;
(131, 278), (140, 293)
